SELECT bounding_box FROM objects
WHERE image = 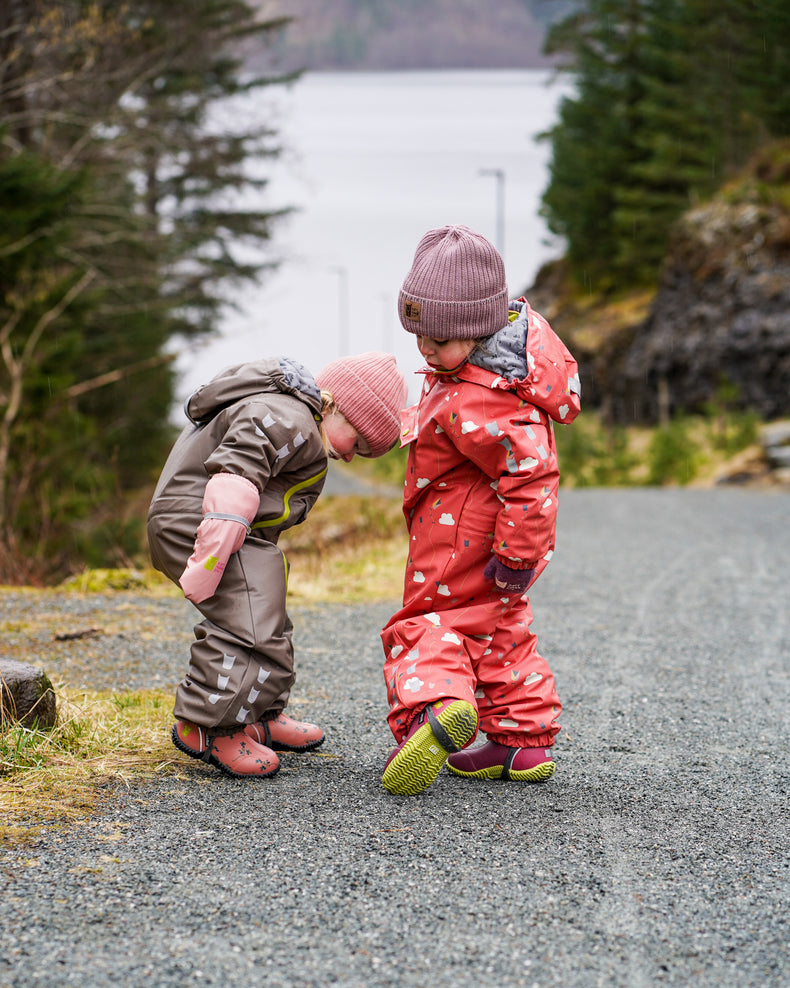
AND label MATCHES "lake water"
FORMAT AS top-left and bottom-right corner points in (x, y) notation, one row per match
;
(176, 69), (570, 405)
